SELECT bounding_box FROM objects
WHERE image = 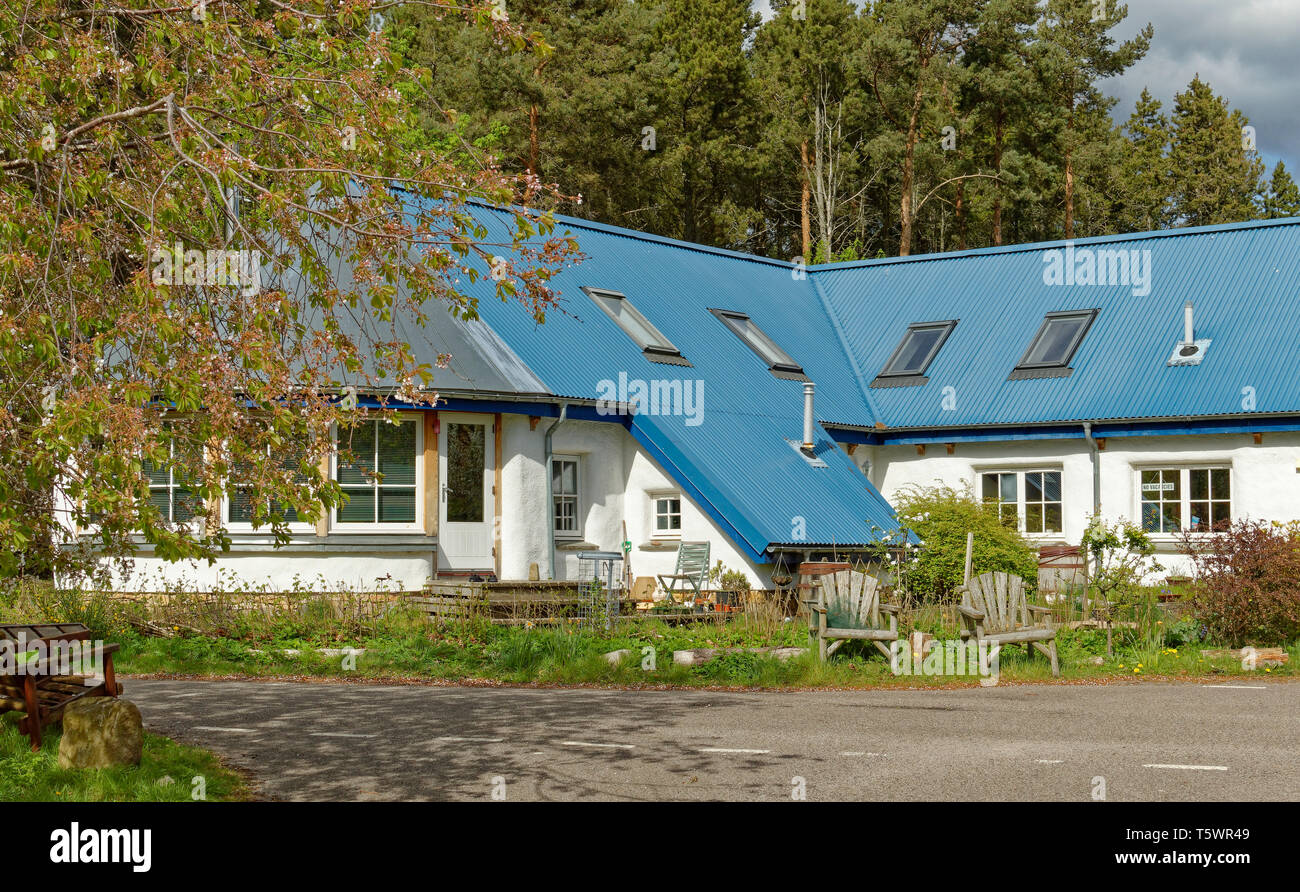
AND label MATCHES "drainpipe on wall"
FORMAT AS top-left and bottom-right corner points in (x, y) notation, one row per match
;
(543, 403), (569, 580)
(1082, 422), (1102, 615)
